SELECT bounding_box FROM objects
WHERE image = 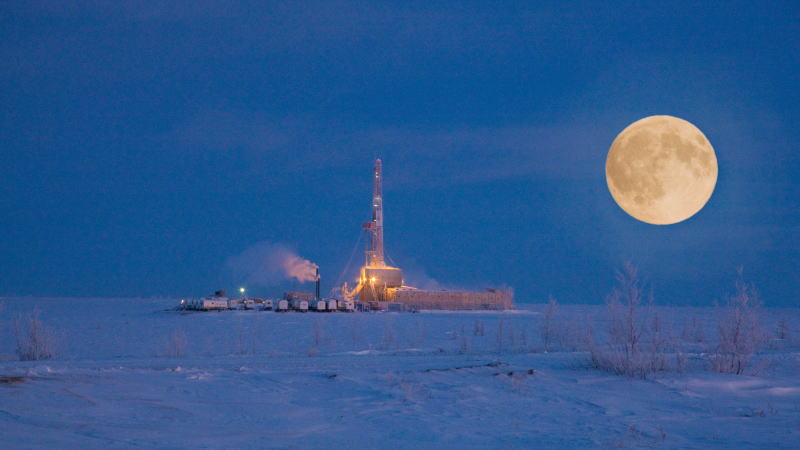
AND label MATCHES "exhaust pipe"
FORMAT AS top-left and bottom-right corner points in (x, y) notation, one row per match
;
(315, 268), (320, 300)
